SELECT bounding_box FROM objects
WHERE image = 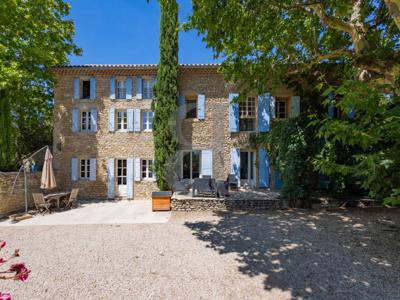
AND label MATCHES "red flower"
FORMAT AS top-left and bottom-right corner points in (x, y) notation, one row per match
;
(0, 241), (6, 249)
(0, 258), (5, 264)
(0, 292), (11, 300)
(9, 263), (30, 282)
